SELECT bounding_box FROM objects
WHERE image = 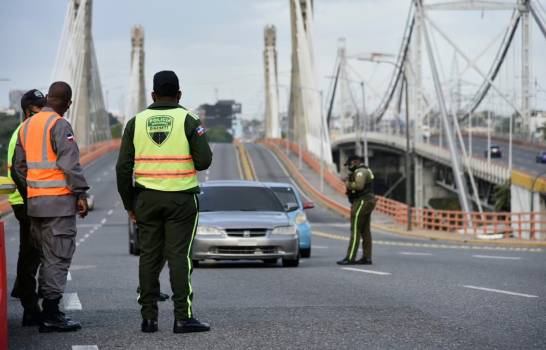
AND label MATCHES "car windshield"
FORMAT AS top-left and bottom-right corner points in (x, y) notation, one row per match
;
(199, 186), (285, 212)
(270, 186), (299, 210)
